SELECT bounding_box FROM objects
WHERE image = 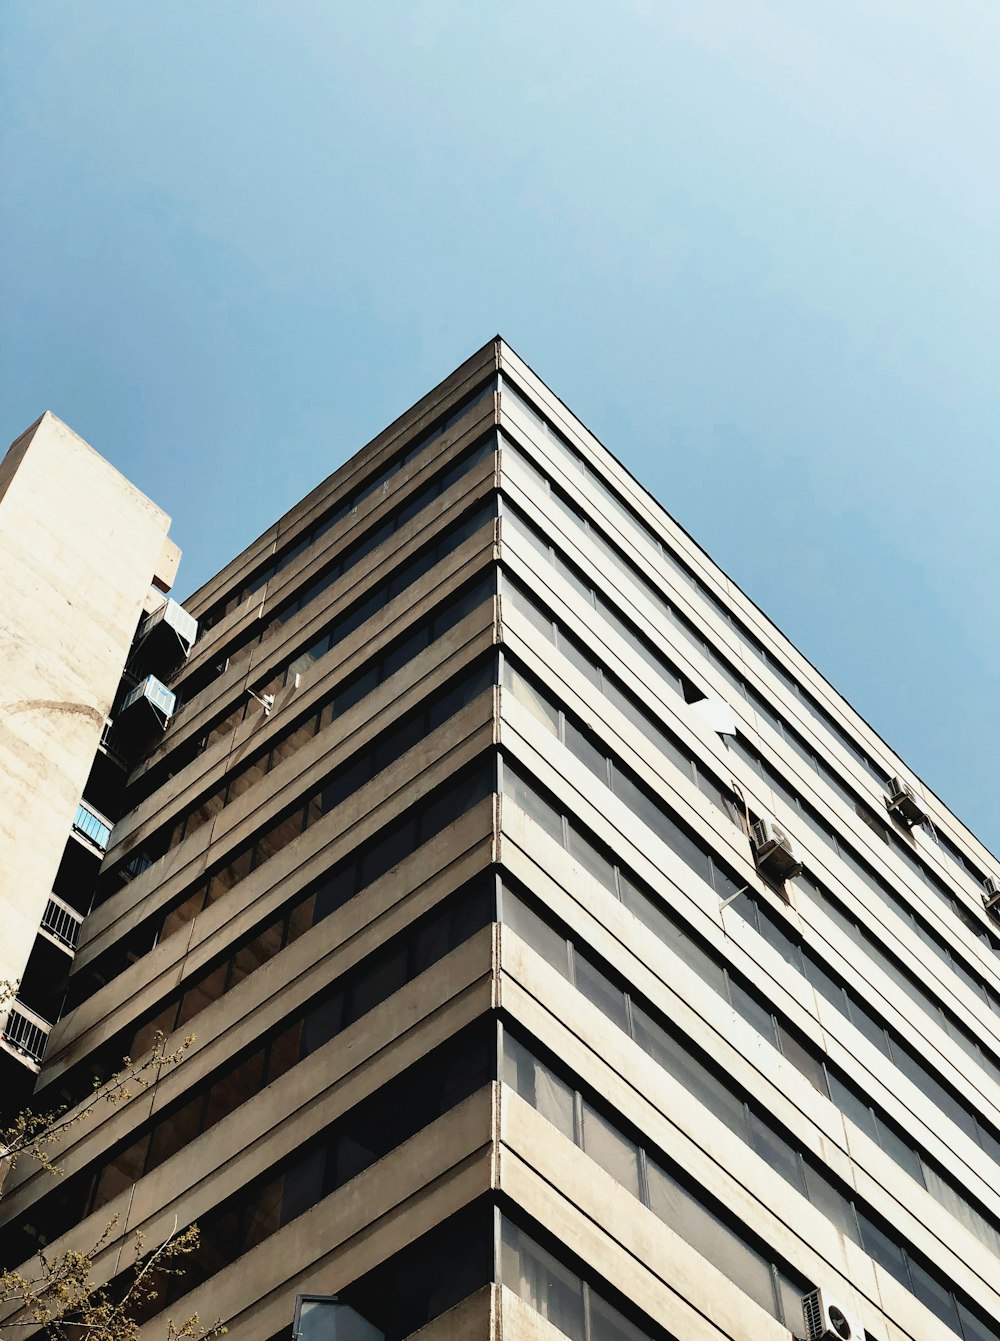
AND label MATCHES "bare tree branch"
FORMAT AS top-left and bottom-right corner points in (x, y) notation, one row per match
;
(0, 983), (225, 1339)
